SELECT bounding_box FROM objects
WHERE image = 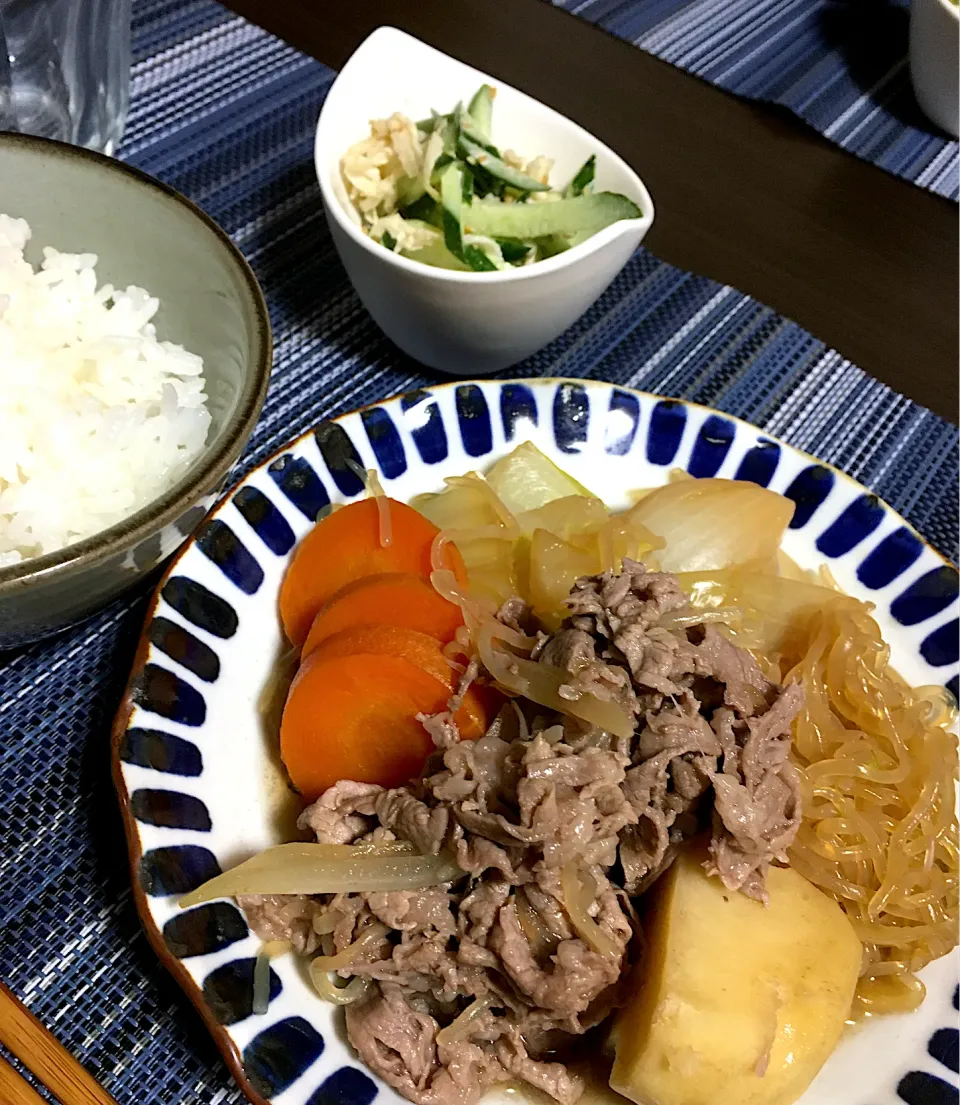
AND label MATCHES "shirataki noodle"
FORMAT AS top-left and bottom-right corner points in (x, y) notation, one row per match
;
(784, 603), (958, 1014)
